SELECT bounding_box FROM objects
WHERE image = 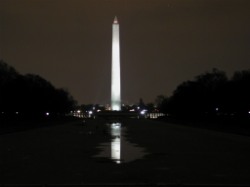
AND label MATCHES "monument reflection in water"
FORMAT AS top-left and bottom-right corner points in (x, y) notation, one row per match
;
(111, 123), (122, 164)
(94, 122), (146, 164)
